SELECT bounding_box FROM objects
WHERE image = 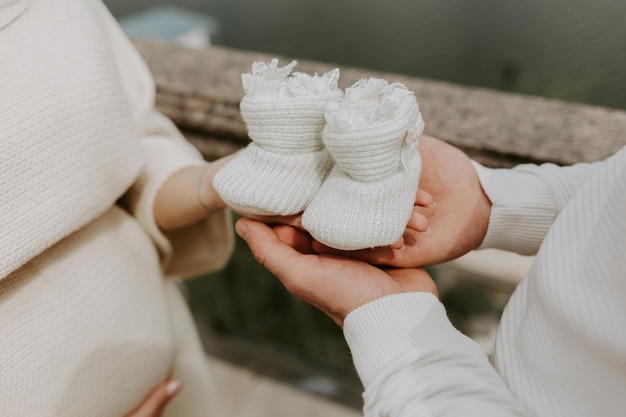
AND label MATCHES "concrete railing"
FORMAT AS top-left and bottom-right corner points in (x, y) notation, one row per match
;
(134, 39), (625, 168)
